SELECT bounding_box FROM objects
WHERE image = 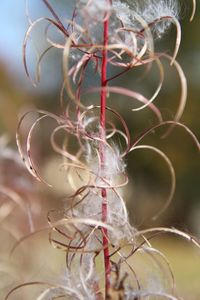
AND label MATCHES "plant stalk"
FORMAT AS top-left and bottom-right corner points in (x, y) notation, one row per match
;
(100, 4), (111, 297)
